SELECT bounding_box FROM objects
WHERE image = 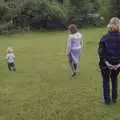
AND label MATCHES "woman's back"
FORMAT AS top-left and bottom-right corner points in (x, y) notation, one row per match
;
(69, 32), (82, 50)
(103, 32), (120, 61)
